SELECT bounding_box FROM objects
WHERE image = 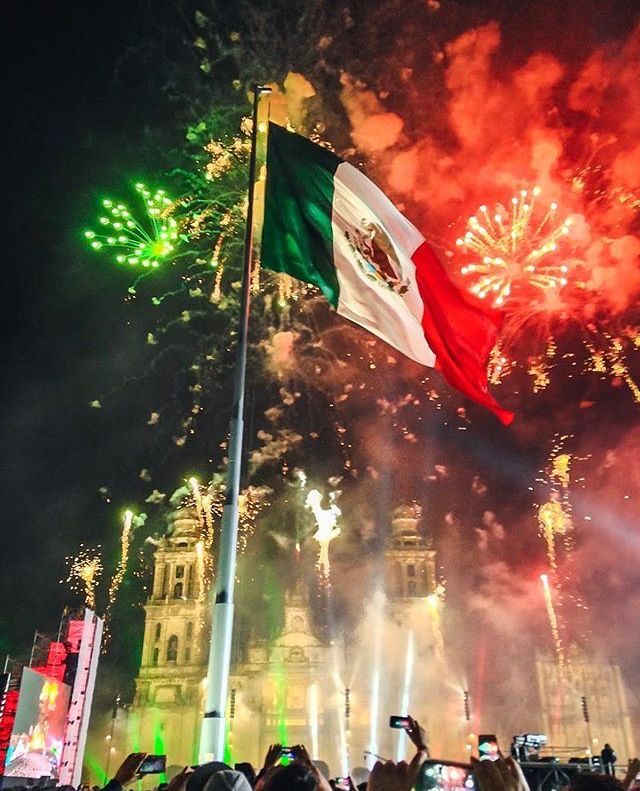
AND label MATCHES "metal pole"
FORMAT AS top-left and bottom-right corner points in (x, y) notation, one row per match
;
(199, 83), (270, 763)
